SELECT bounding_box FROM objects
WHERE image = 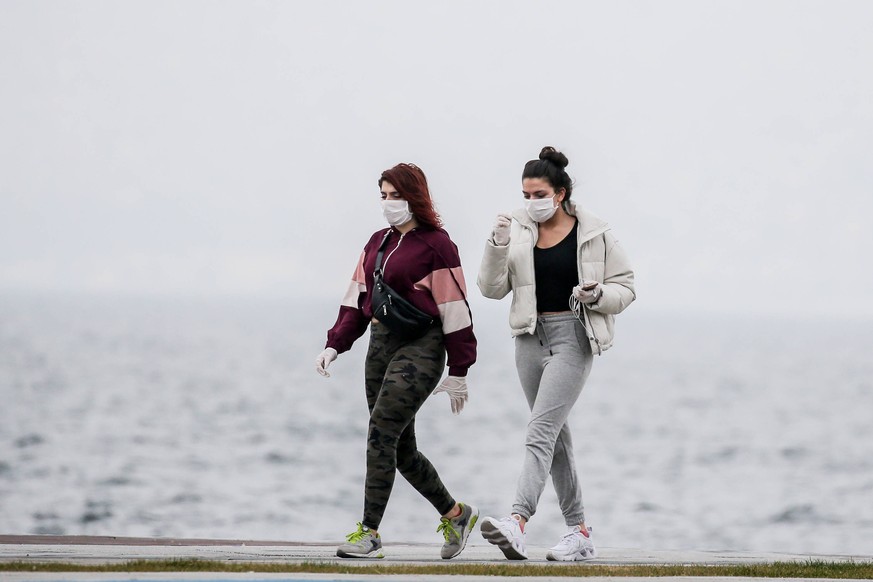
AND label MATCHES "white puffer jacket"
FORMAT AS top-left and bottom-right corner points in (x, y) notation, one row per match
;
(477, 201), (635, 355)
